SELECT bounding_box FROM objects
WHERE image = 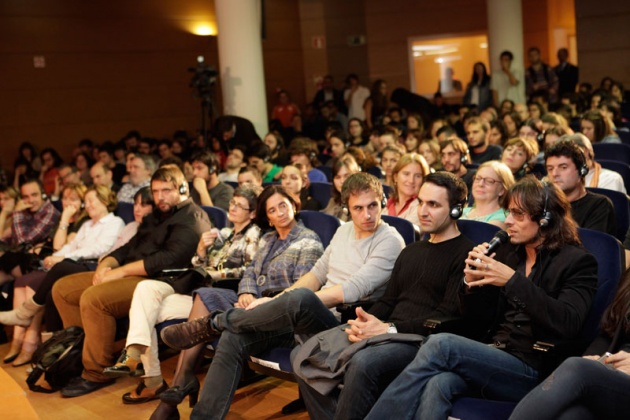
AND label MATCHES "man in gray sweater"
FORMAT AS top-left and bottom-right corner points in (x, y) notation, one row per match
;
(160, 172), (405, 419)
